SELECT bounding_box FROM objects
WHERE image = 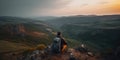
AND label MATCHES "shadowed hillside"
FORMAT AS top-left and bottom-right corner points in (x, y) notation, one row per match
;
(0, 16), (55, 56)
(0, 15), (120, 60)
(44, 15), (120, 60)
(45, 15), (120, 50)
(0, 16), (81, 60)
